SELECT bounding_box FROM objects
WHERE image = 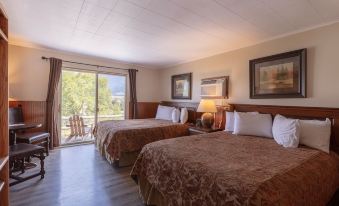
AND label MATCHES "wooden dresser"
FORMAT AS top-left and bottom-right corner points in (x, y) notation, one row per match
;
(0, 2), (8, 206)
